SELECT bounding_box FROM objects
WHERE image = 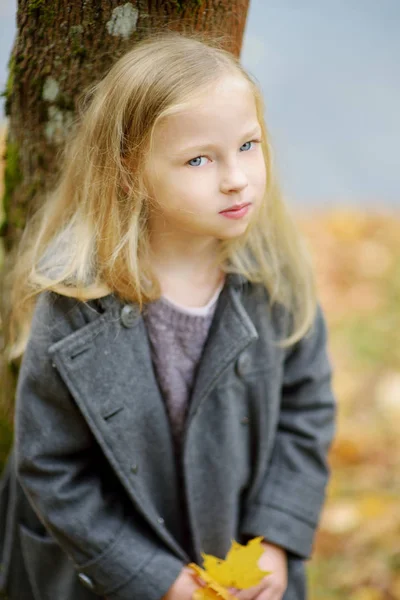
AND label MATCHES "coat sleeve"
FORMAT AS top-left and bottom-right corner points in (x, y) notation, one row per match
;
(15, 292), (184, 600)
(240, 303), (337, 559)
